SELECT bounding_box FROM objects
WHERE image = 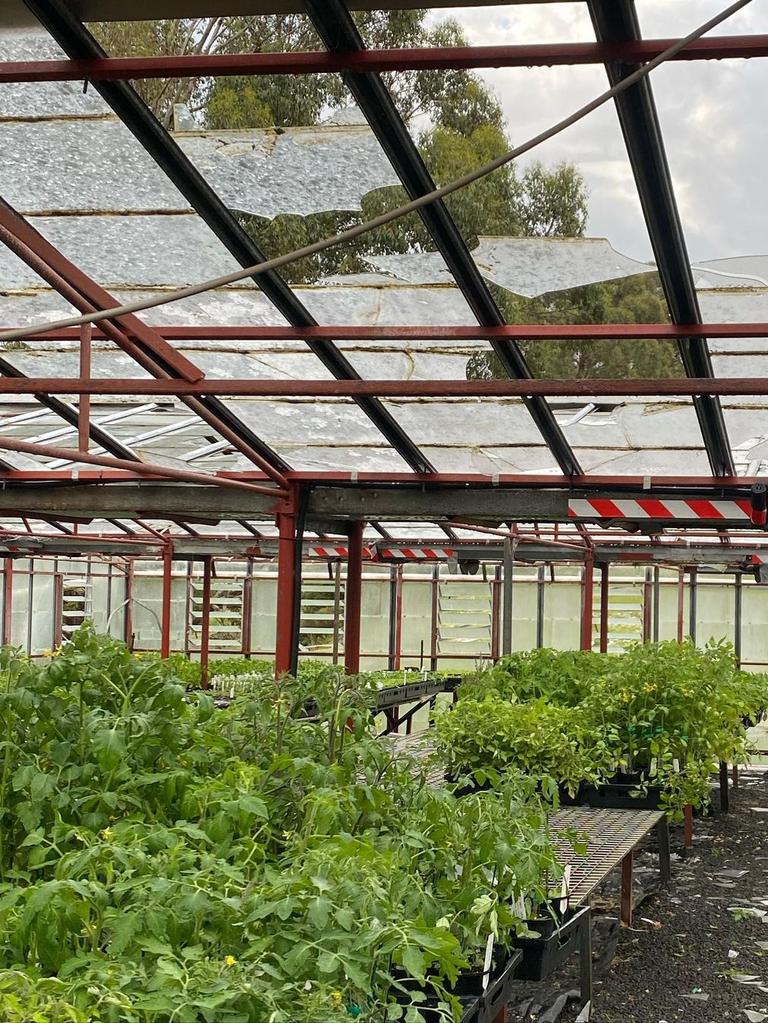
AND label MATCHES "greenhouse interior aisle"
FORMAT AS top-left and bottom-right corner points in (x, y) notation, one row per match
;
(1, 0), (768, 1020)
